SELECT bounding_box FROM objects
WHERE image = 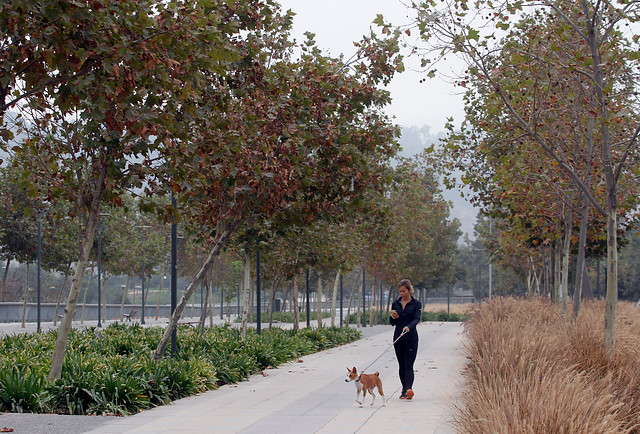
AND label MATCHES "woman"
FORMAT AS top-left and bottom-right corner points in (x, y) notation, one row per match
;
(390, 278), (422, 400)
